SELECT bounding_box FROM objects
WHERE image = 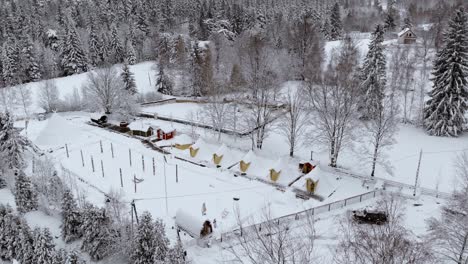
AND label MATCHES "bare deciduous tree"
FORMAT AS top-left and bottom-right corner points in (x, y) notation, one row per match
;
(200, 90), (229, 141)
(228, 208), (316, 264)
(335, 194), (435, 264)
(17, 84), (32, 118)
(359, 96), (399, 177)
(38, 80), (60, 113)
(427, 152), (468, 264)
(82, 67), (126, 114)
(279, 86), (308, 157)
